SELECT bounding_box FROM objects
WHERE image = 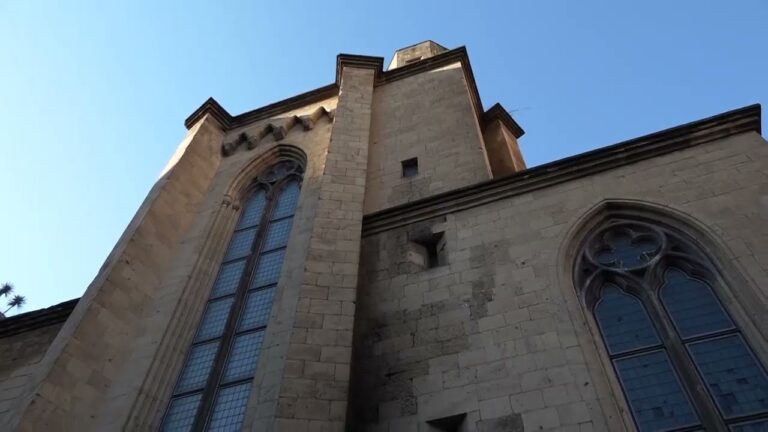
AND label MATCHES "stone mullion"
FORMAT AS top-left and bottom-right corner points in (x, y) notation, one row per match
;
(273, 66), (374, 431)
